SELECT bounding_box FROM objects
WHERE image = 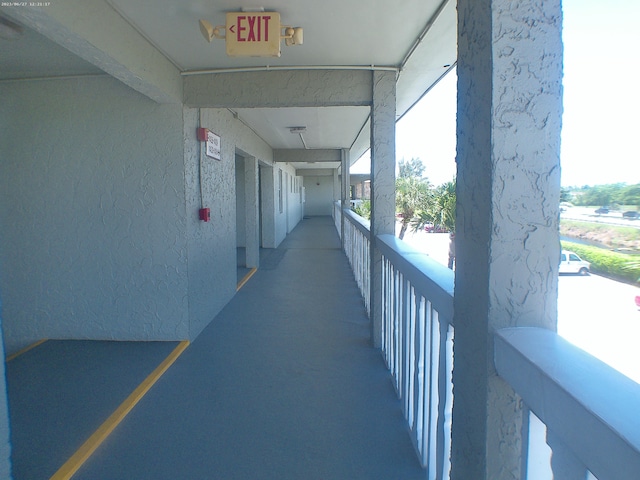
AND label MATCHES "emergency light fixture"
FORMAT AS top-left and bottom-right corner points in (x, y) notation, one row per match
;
(199, 12), (302, 57)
